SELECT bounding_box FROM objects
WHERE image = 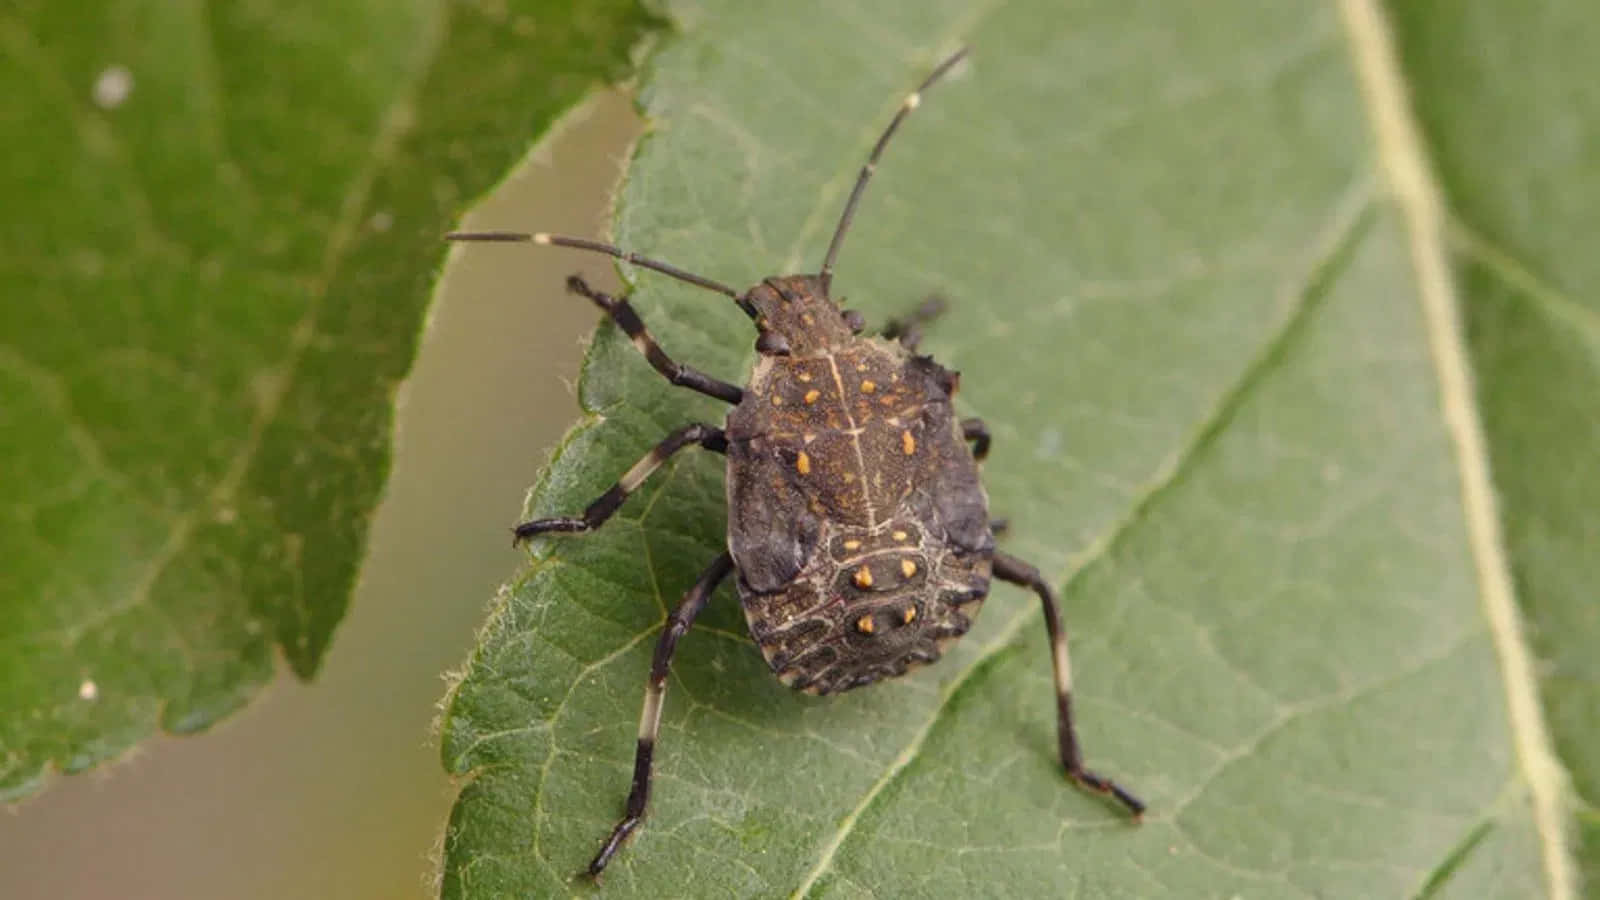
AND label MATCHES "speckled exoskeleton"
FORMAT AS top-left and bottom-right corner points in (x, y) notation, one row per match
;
(448, 47), (1143, 878)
